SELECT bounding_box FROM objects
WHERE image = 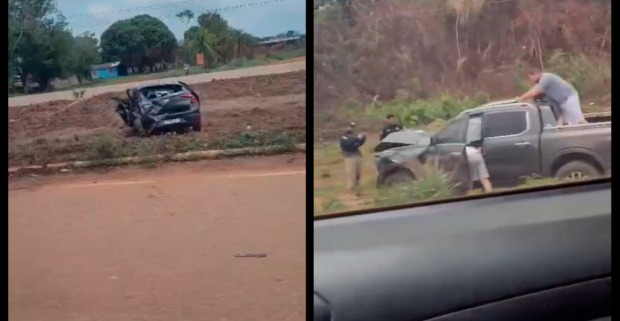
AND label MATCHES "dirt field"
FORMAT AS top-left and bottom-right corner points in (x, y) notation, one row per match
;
(9, 61), (305, 106)
(9, 155), (306, 321)
(9, 71), (306, 167)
